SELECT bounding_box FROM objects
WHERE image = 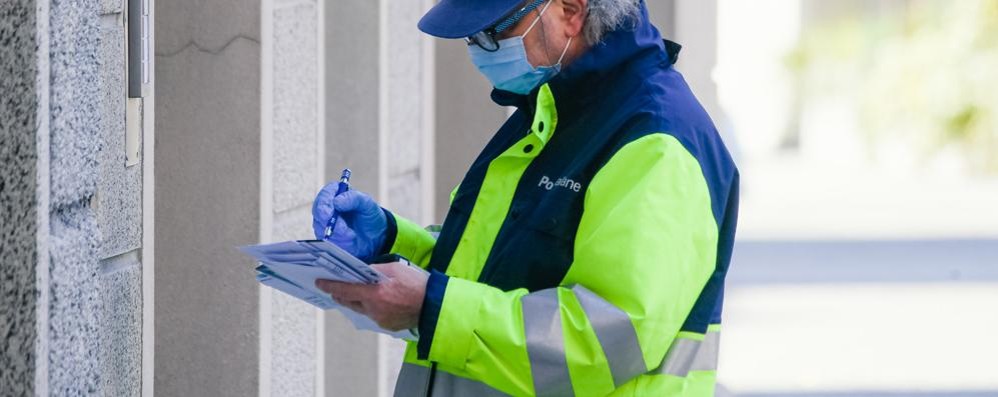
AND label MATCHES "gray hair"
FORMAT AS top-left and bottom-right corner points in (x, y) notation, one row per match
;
(583, 0), (642, 44)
